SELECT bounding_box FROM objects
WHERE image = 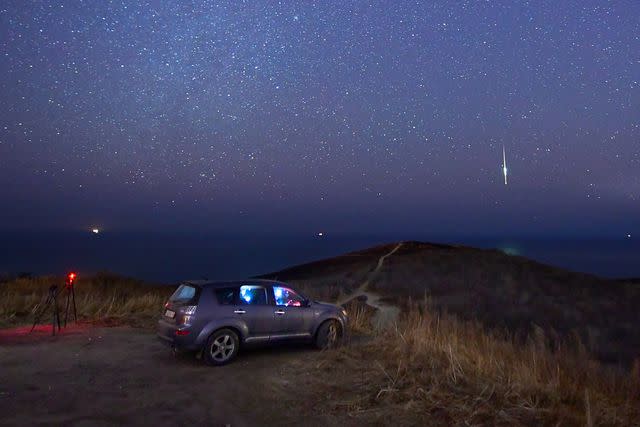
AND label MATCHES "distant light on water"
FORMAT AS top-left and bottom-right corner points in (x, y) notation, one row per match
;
(92, 228), (100, 234)
(501, 246), (519, 256)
